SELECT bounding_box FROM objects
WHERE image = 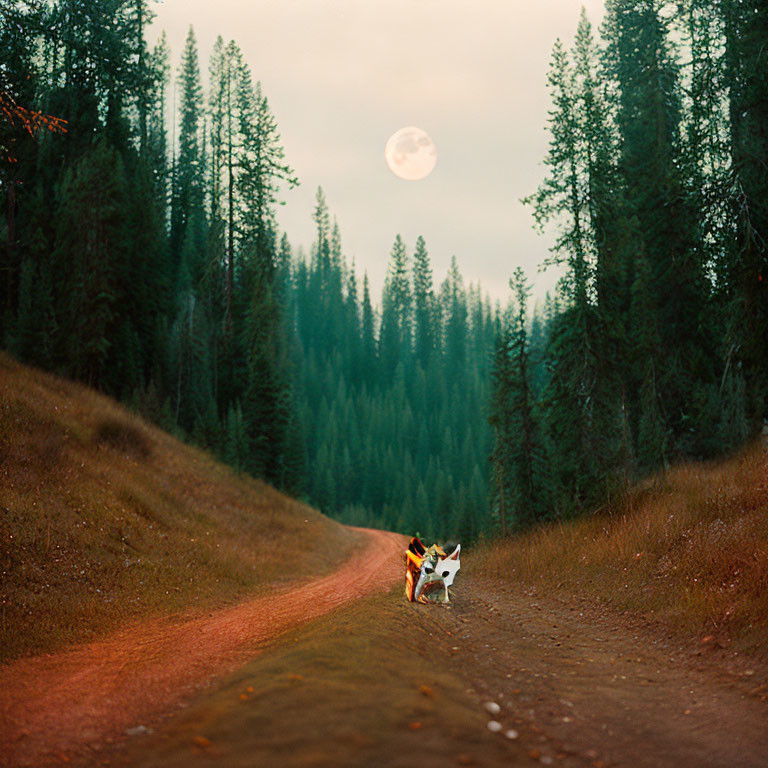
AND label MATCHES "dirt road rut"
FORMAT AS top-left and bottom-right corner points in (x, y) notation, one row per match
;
(1, 527), (405, 767)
